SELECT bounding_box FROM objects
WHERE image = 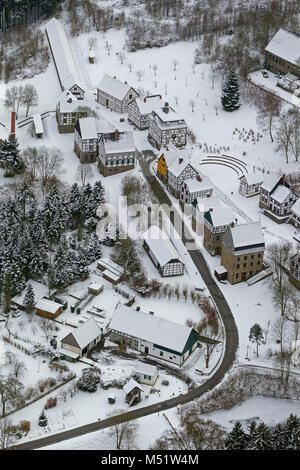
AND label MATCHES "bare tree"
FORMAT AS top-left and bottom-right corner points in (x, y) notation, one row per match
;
(22, 147), (39, 183)
(87, 37), (97, 50)
(39, 318), (54, 340)
(274, 345), (294, 391)
(118, 52), (126, 65)
(136, 70), (144, 82)
(0, 374), (23, 415)
(77, 163), (93, 187)
(174, 96), (179, 105)
(34, 146), (64, 194)
(22, 84), (38, 117)
(172, 59), (179, 71)
(289, 109), (300, 162)
(128, 62), (133, 73)
(267, 242), (292, 294)
(197, 309), (223, 367)
(275, 111), (295, 163)
(272, 316), (287, 355)
(0, 417), (17, 449)
(11, 359), (27, 379)
(106, 410), (138, 449)
(152, 64), (158, 76)
(189, 99), (196, 112)
(256, 92), (281, 142)
(105, 41), (113, 55)
(16, 85), (24, 119)
(4, 86), (18, 117)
